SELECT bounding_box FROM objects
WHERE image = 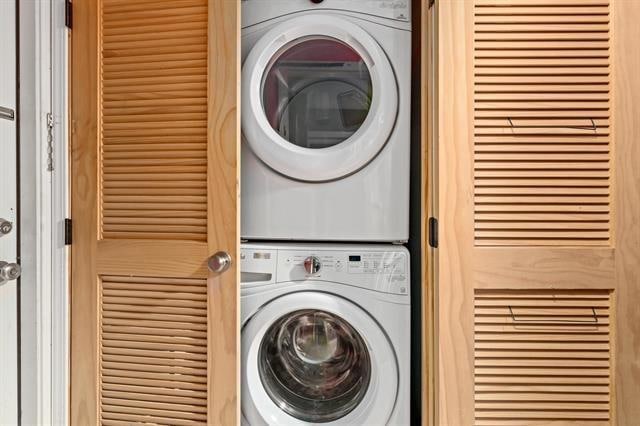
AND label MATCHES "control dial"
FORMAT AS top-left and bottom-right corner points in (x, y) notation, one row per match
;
(303, 256), (322, 274)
